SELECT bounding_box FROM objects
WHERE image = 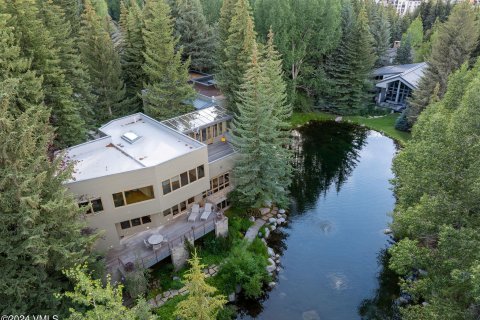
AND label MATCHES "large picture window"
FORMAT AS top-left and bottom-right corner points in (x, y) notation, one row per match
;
(113, 186), (154, 207)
